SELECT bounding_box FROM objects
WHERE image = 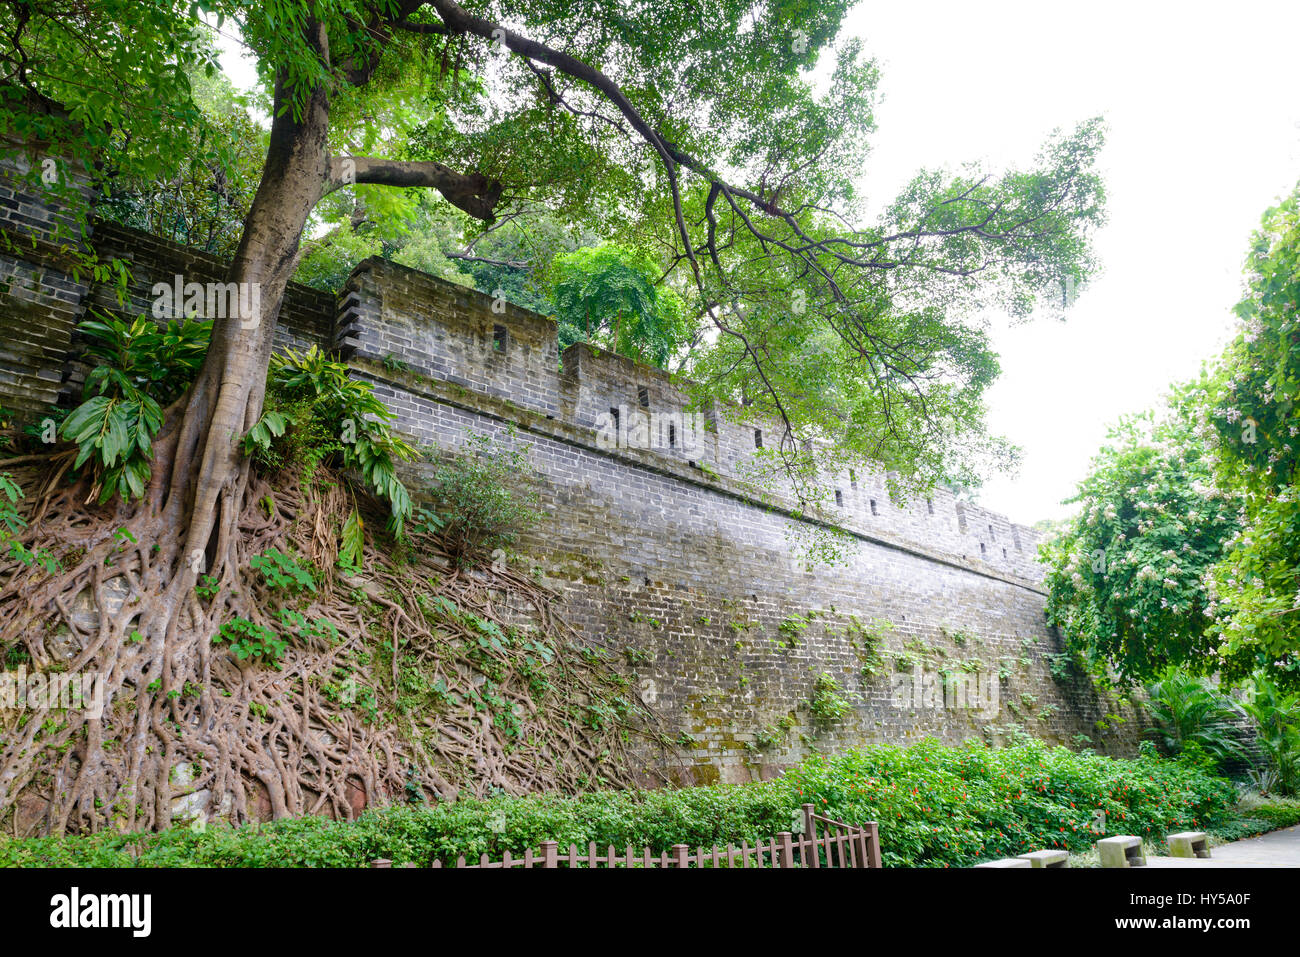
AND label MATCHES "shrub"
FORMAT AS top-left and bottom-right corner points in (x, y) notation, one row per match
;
(1239, 673), (1300, 796)
(782, 736), (1236, 867)
(1234, 793), (1300, 831)
(1039, 403), (1241, 684)
(0, 737), (1237, 868)
(60, 314), (210, 502)
(1208, 793), (1300, 843)
(244, 346), (418, 539)
(79, 312), (210, 406)
(417, 429), (540, 567)
(1143, 668), (1249, 769)
(0, 779), (799, 868)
